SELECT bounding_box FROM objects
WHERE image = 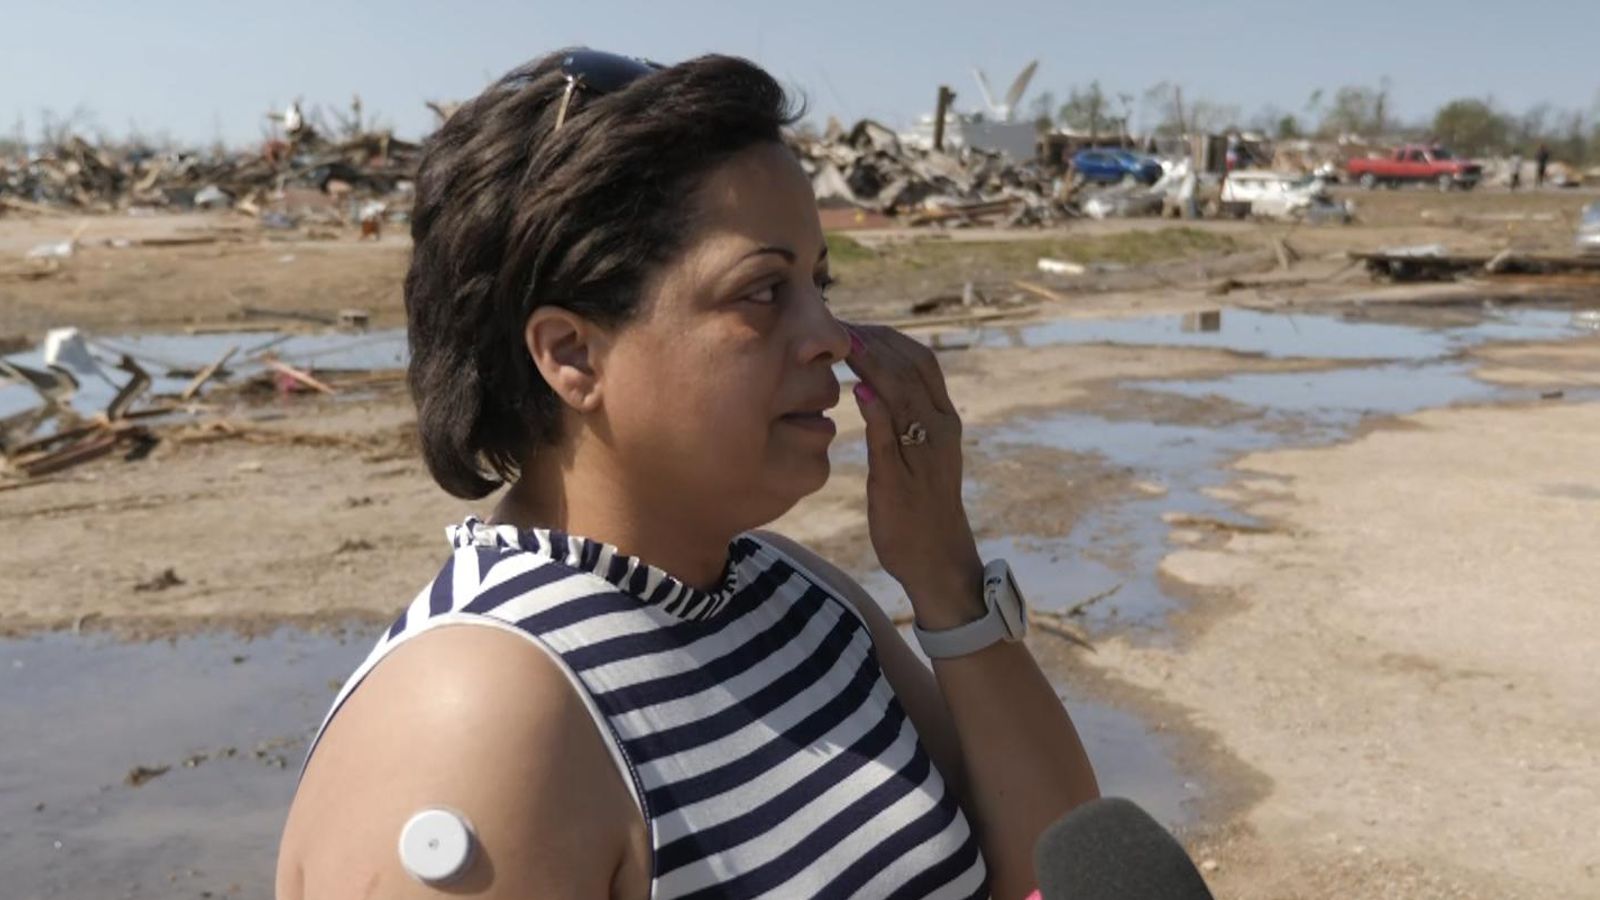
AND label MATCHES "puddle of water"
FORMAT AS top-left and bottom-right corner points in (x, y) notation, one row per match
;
(1, 329), (409, 436)
(982, 326), (1591, 632)
(1137, 361), (1508, 427)
(1, 629), (371, 899)
(981, 418), (1273, 629)
(91, 329), (409, 376)
(977, 306), (1589, 361)
(1067, 700), (1201, 828)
